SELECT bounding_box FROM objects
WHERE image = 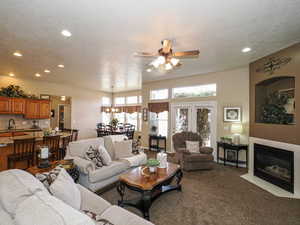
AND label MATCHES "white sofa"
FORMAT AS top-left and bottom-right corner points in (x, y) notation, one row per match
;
(65, 136), (147, 192)
(0, 169), (154, 225)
